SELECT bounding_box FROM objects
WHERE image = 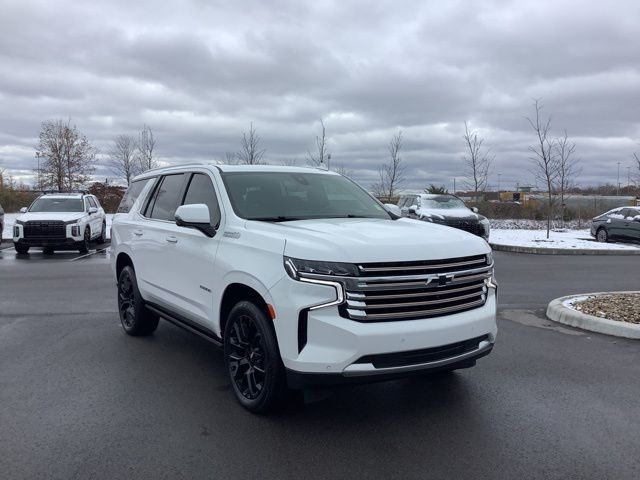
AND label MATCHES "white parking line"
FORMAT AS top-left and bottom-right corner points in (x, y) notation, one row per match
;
(1, 245), (14, 251)
(69, 247), (110, 261)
